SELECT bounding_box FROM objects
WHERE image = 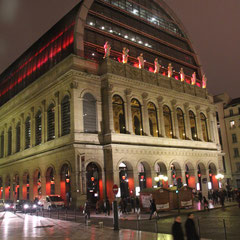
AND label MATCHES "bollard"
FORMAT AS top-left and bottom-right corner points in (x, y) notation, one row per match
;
(197, 217), (201, 239)
(223, 219), (227, 240)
